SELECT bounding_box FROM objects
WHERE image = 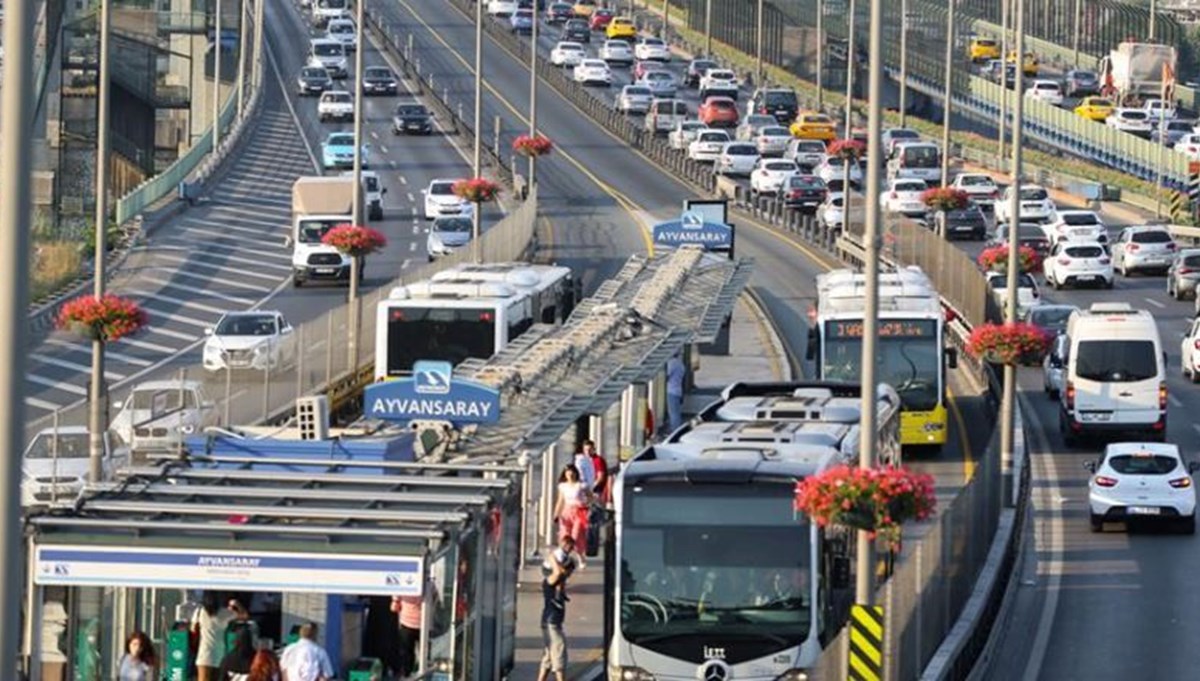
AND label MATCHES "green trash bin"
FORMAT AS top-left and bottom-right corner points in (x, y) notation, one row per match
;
(346, 657), (384, 681)
(162, 621), (191, 681)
